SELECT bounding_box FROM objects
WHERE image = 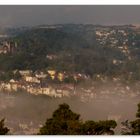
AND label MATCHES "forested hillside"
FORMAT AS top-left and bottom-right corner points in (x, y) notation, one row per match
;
(0, 24), (140, 81)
